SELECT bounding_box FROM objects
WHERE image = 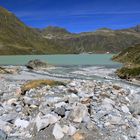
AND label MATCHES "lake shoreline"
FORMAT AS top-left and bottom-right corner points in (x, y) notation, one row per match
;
(0, 54), (120, 65)
(0, 58), (140, 140)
